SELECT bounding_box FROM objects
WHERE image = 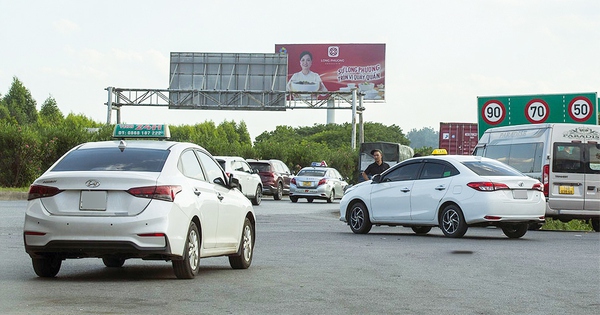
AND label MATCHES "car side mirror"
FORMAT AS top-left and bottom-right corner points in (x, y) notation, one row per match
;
(228, 175), (241, 190)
